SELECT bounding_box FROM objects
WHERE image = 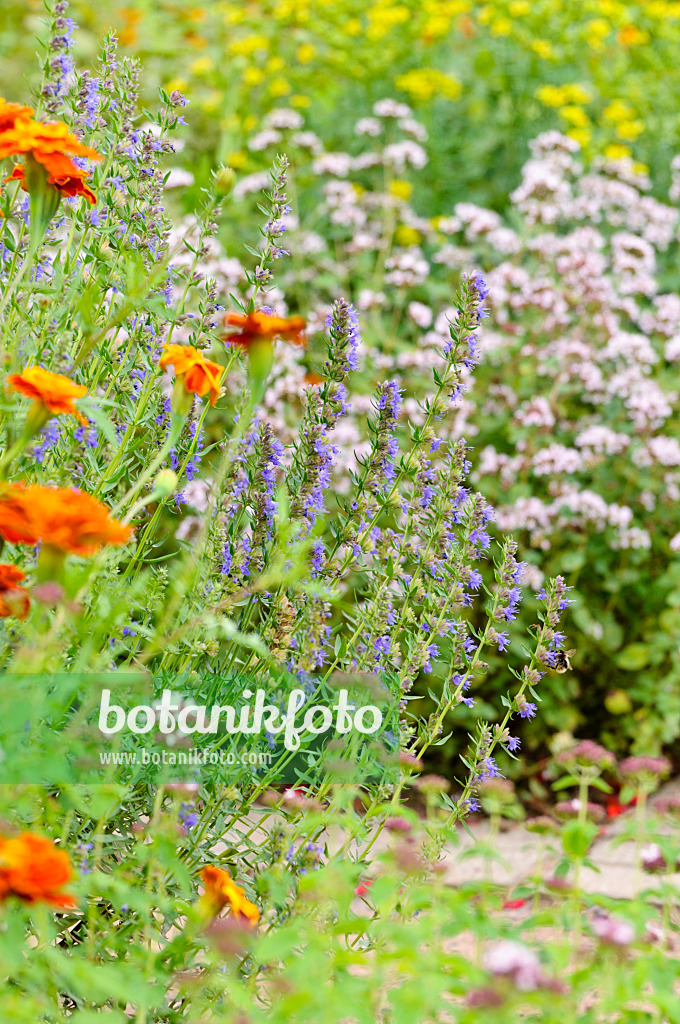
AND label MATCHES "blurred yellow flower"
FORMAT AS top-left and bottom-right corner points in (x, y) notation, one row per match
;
(228, 35), (269, 57)
(296, 43), (316, 63)
(422, 15), (451, 41)
(559, 105), (590, 128)
(269, 78), (291, 97)
(389, 180), (413, 200)
(243, 67), (265, 87)
(394, 68), (461, 102)
(586, 18), (610, 38)
(345, 17), (362, 36)
(223, 6), (245, 24)
(243, 115), (257, 131)
(603, 99), (635, 122)
(509, 0), (530, 13)
(367, 4), (410, 40)
(200, 91), (223, 113)
(536, 83), (592, 108)
(266, 56), (285, 72)
(291, 95), (311, 108)
(226, 151), (247, 169)
(530, 39), (554, 59)
(491, 17), (511, 35)
(617, 25), (650, 46)
(190, 56), (214, 75)
(395, 225), (420, 246)
(165, 77), (189, 95)
(567, 127), (592, 147)
(604, 142), (632, 160)
(616, 119), (644, 140)
(586, 18), (611, 50)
